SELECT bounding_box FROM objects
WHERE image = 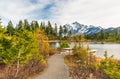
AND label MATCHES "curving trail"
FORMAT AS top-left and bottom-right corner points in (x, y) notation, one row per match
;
(35, 54), (69, 79)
